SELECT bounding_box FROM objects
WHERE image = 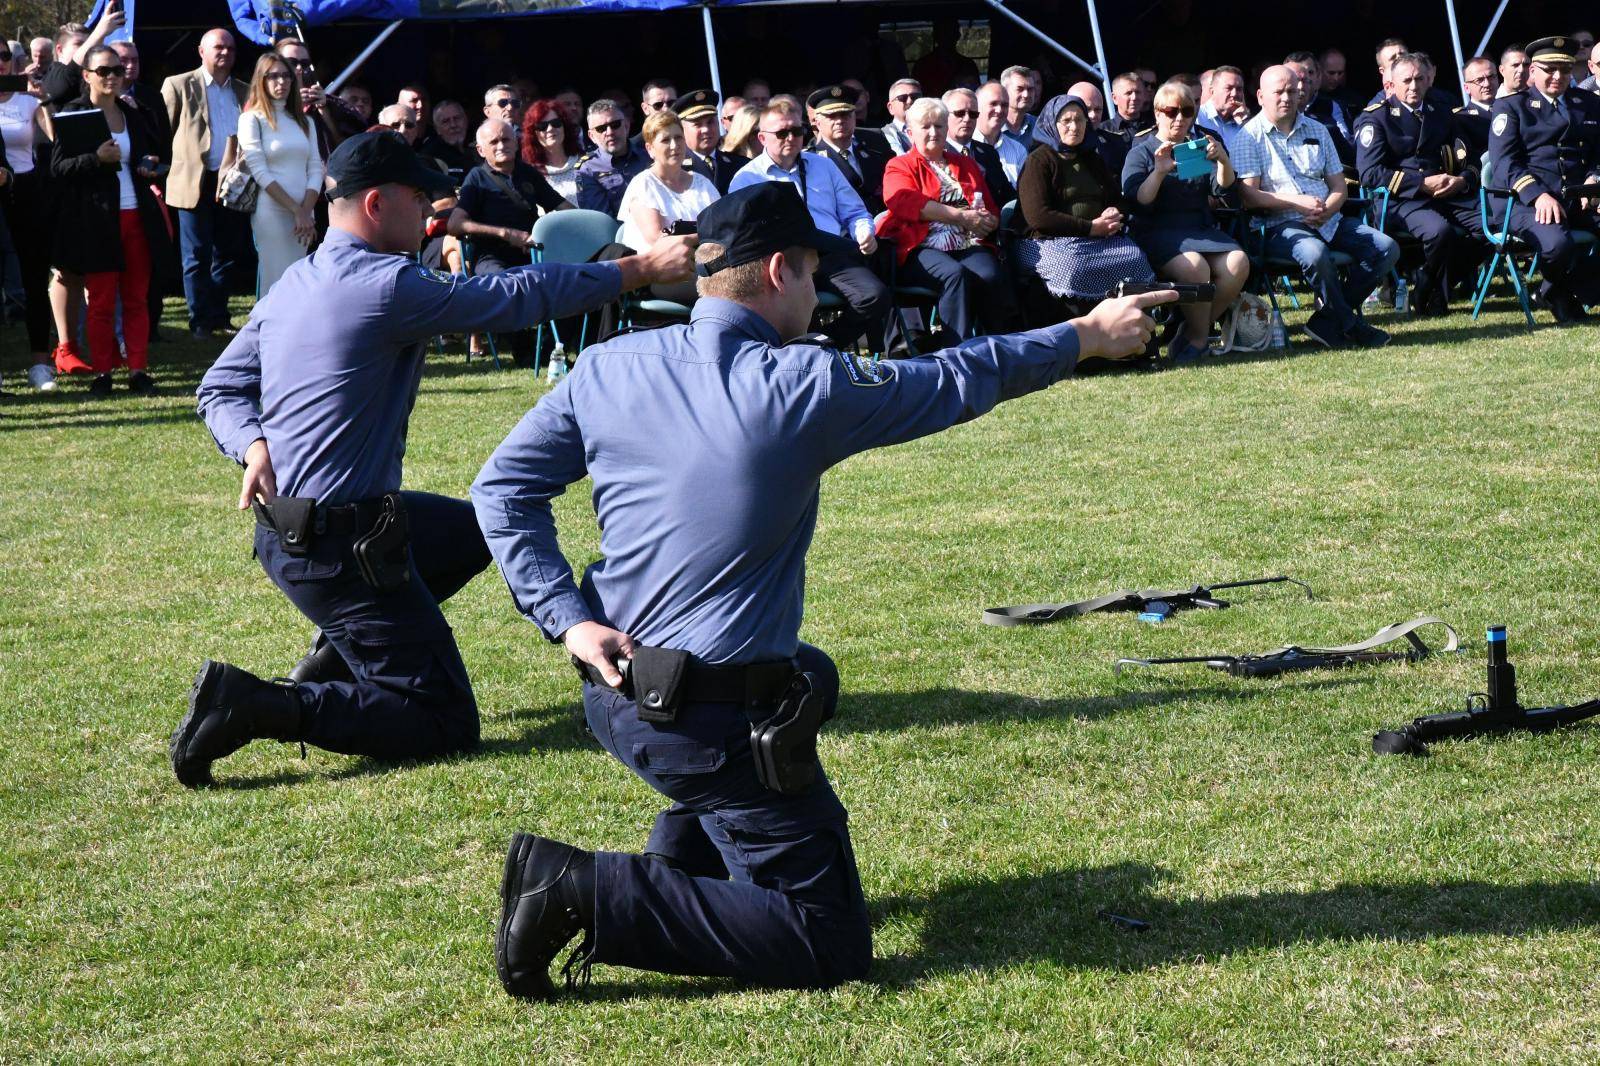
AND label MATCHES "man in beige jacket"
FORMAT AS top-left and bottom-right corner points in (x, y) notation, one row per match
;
(161, 28), (248, 338)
